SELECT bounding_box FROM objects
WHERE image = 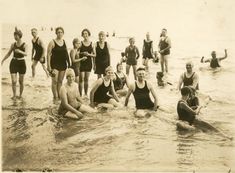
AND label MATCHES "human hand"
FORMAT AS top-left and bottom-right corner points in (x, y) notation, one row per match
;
(153, 105), (159, 111)
(82, 56), (87, 61)
(14, 49), (21, 54)
(224, 49), (227, 53)
(201, 56), (204, 63)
